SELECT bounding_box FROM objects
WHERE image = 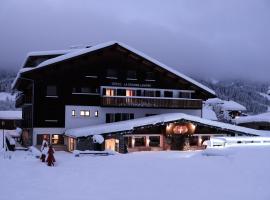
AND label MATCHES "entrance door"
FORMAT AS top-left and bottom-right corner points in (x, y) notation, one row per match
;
(105, 139), (119, 152)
